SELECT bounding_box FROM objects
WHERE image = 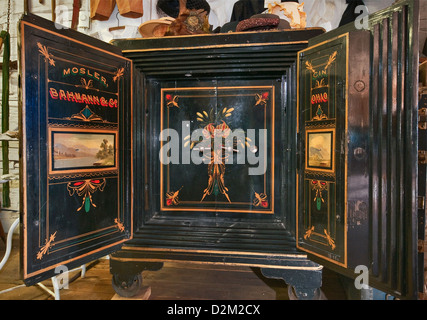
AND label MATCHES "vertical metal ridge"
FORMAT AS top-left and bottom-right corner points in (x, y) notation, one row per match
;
(285, 64), (297, 233)
(372, 1), (419, 297)
(399, 2), (414, 297)
(388, 13), (398, 290)
(369, 2), (418, 296)
(395, 5), (406, 295)
(379, 17), (389, 284)
(389, 12), (403, 291)
(370, 22), (380, 277)
(403, 0), (419, 298)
